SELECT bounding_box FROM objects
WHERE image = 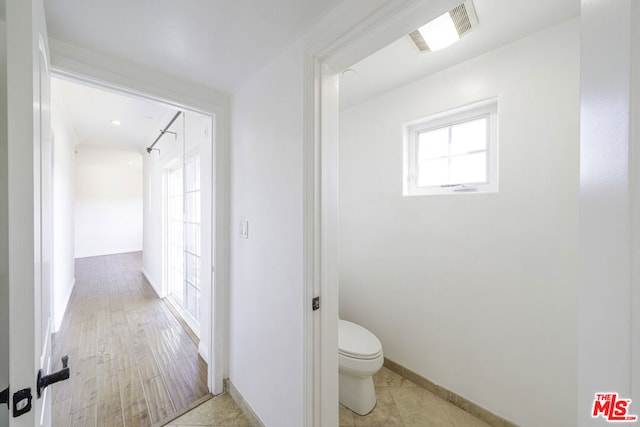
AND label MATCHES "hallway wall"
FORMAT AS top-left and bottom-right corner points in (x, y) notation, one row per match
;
(75, 145), (143, 258)
(51, 100), (77, 332)
(230, 41), (306, 427)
